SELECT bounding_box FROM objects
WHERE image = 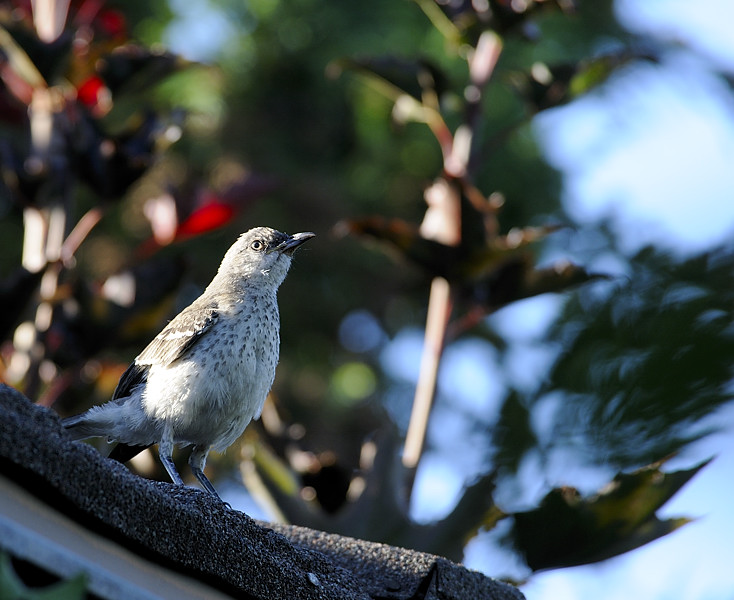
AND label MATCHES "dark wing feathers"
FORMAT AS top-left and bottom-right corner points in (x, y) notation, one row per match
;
(112, 300), (219, 400)
(108, 442), (152, 463)
(136, 301), (219, 367)
(112, 361), (148, 401)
